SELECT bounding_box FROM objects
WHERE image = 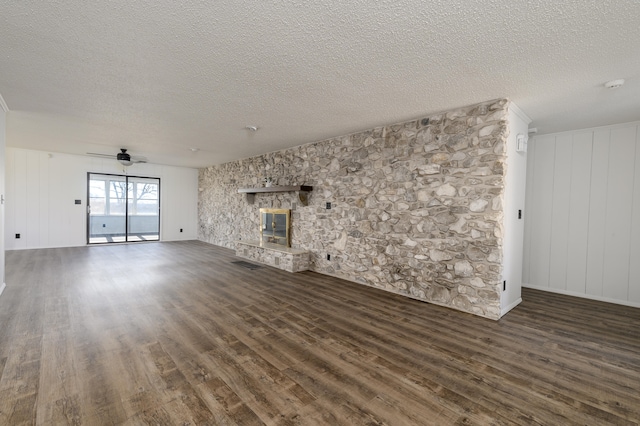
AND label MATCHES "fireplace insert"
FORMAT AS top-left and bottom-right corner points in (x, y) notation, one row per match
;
(260, 208), (291, 247)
